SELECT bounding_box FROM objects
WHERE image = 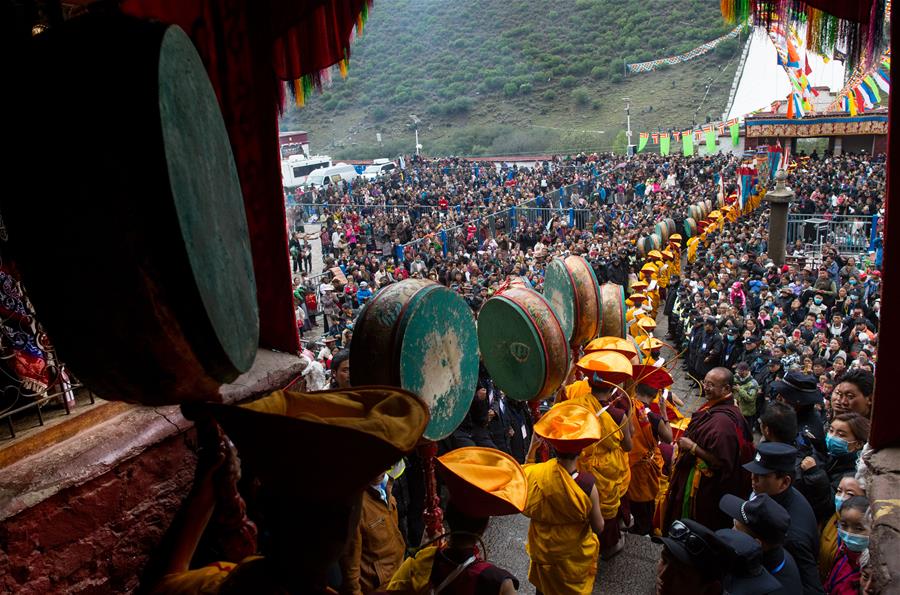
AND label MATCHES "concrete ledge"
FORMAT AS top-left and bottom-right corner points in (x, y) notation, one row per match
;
(0, 349), (304, 522)
(864, 447), (900, 594)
